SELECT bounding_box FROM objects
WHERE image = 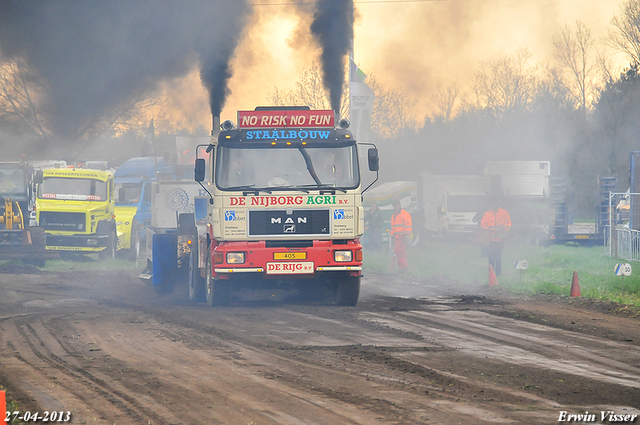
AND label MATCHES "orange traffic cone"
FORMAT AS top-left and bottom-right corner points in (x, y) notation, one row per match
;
(570, 271), (581, 297)
(489, 265), (498, 286)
